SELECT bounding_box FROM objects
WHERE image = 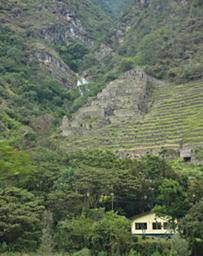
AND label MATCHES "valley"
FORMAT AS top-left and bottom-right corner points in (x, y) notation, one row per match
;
(0, 1), (203, 255)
